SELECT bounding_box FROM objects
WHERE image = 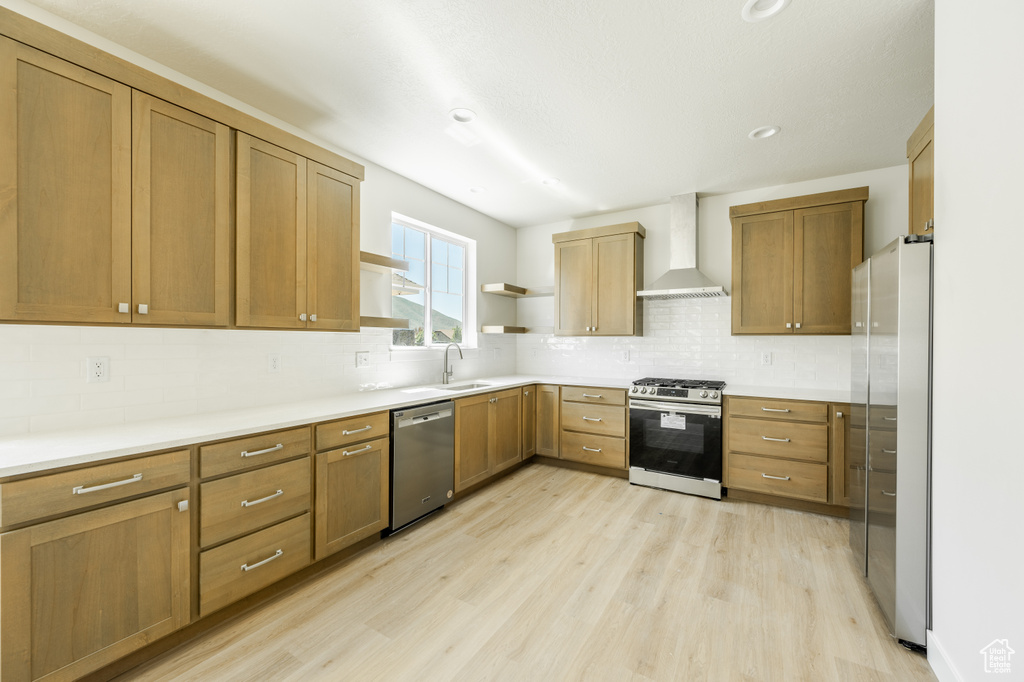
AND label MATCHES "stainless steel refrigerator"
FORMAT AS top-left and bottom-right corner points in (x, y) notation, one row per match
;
(850, 235), (932, 649)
